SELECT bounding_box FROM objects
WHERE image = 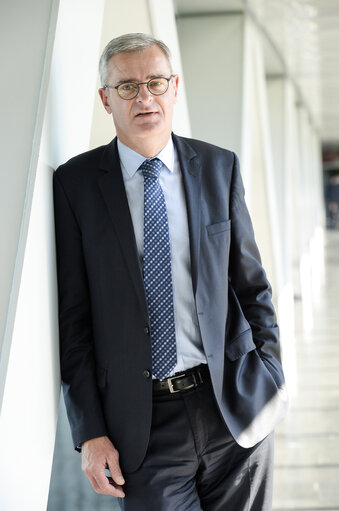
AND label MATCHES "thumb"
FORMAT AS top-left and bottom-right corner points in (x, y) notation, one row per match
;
(107, 458), (125, 486)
